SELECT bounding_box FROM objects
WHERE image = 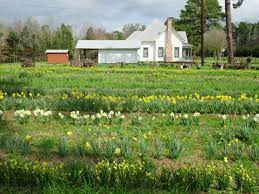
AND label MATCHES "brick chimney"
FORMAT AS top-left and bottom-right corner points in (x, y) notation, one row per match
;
(165, 17), (173, 62)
